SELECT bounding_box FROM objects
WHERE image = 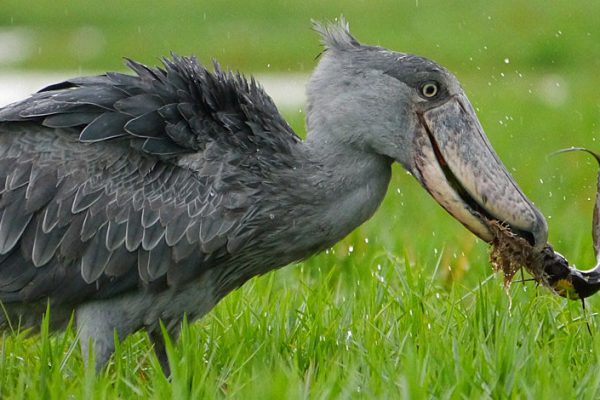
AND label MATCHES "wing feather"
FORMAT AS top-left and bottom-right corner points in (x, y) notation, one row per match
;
(104, 246), (137, 278)
(105, 220), (127, 251)
(32, 217), (67, 267)
(25, 168), (58, 213)
(80, 225), (112, 283)
(0, 194), (33, 254)
(79, 113), (130, 142)
(125, 208), (144, 252)
(0, 249), (36, 291)
(72, 182), (104, 213)
(165, 210), (189, 246)
(142, 224), (166, 251)
(43, 112), (103, 128)
(0, 52), (300, 304)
